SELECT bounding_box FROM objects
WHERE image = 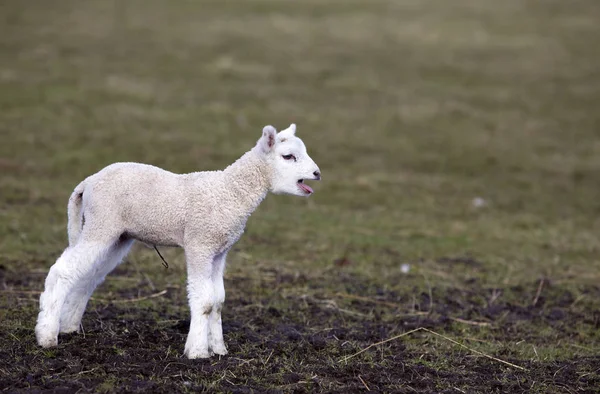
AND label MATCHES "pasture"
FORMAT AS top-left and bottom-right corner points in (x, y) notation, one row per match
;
(1, 0), (599, 392)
